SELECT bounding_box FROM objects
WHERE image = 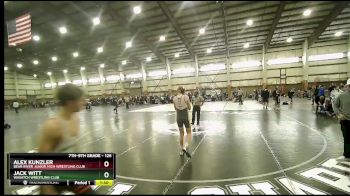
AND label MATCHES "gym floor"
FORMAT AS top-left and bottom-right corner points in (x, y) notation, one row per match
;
(4, 99), (349, 195)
